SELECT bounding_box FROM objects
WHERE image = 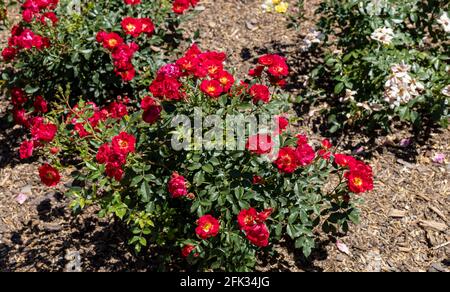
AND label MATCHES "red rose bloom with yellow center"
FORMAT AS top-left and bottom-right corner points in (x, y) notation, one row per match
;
(112, 132), (136, 155)
(200, 80), (223, 98)
(195, 215), (220, 239)
(274, 147), (299, 174)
